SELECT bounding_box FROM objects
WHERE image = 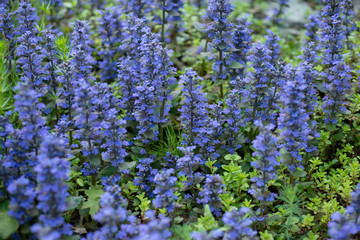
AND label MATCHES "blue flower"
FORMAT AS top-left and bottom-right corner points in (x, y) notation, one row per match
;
(120, 0), (153, 18)
(265, 30), (281, 66)
(14, 0), (39, 36)
(153, 168), (178, 212)
(197, 174), (224, 217)
(88, 178), (137, 240)
(304, 14), (321, 44)
(242, 42), (274, 123)
(342, 0), (356, 49)
(99, 84), (129, 168)
(179, 69), (209, 149)
(248, 121), (279, 205)
(155, 0), (184, 42)
(70, 20), (95, 82)
(31, 135), (72, 239)
(270, 0), (289, 24)
(177, 146), (202, 187)
(16, 31), (45, 87)
(42, 29), (60, 92)
(322, 62), (351, 123)
(328, 183), (360, 239)
(0, 6), (15, 59)
(222, 207), (257, 240)
(13, 78), (48, 164)
(278, 67), (311, 171)
(7, 176), (36, 224)
(319, 0), (345, 66)
(228, 18), (253, 80)
(135, 157), (158, 195)
(97, 7), (123, 81)
(131, 210), (172, 240)
(204, 0), (234, 82)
